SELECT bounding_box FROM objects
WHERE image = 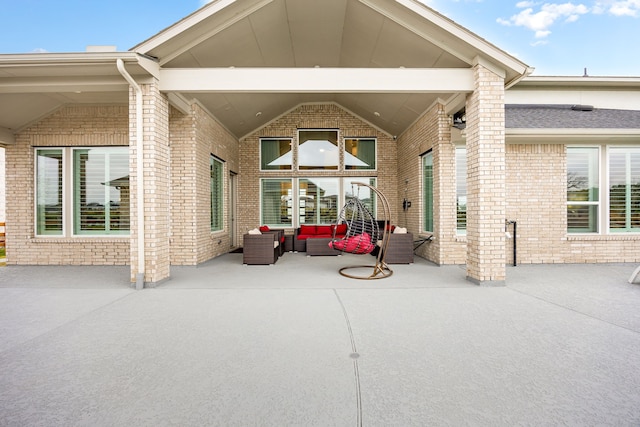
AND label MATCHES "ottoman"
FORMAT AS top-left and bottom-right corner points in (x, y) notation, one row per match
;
(306, 237), (341, 256)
